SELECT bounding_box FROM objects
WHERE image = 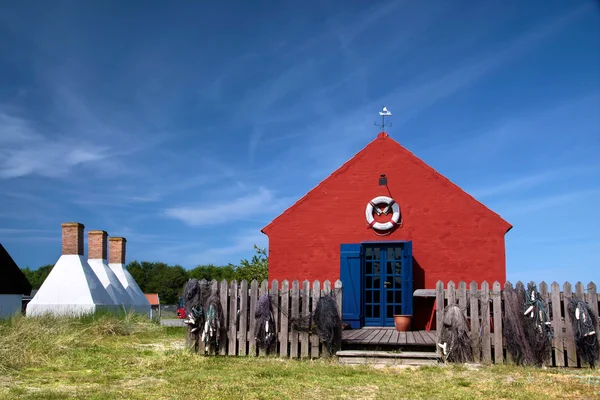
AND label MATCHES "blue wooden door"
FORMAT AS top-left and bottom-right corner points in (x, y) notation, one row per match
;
(363, 244), (412, 327)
